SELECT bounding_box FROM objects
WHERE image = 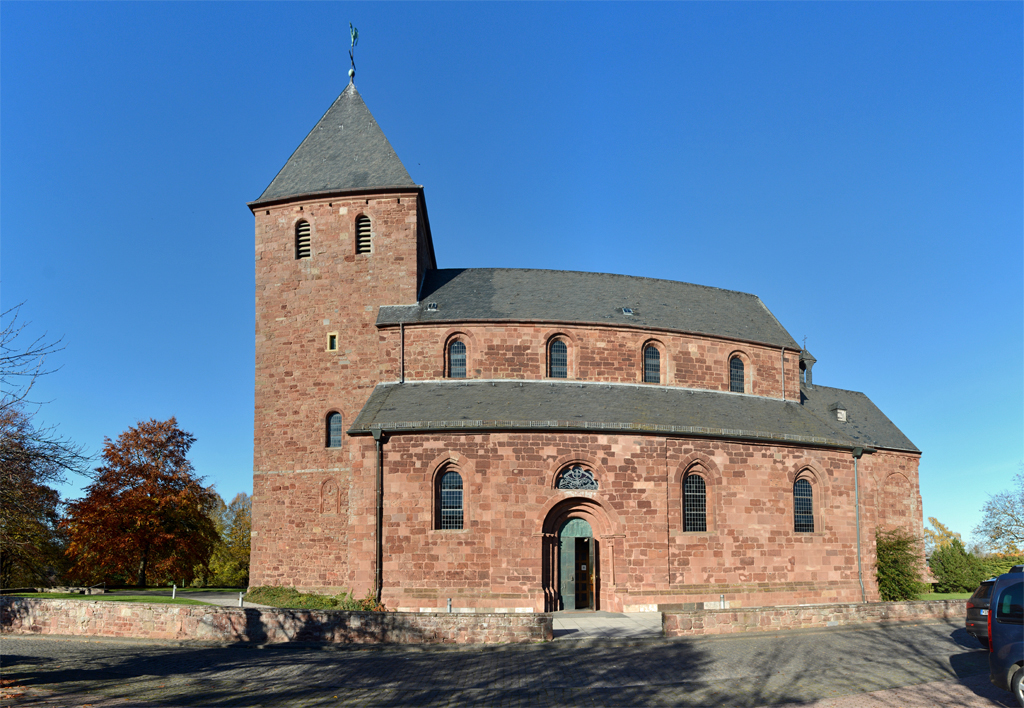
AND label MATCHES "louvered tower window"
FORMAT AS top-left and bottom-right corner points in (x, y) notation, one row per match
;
(355, 215), (372, 254)
(549, 340), (567, 378)
(439, 470), (464, 530)
(643, 345), (661, 384)
(730, 356), (745, 393)
(448, 341), (466, 378)
(326, 412), (342, 448)
(794, 479), (814, 533)
(684, 474), (707, 532)
(295, 221), (311, 259)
